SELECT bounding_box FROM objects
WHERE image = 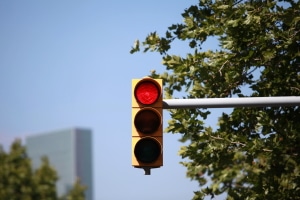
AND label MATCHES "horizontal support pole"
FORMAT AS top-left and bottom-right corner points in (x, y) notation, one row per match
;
(163, 96), (300, 109)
